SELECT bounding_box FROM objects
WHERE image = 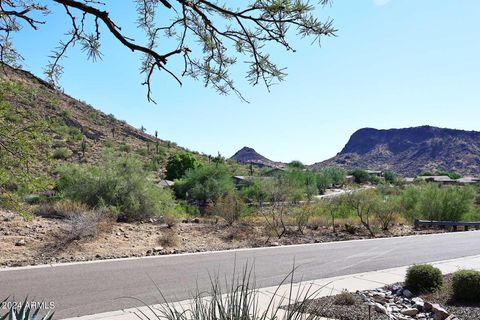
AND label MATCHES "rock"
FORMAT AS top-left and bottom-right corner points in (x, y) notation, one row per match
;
(192, 218), (200, 223)
(402, 289), (413, 298)
(431, 304), (449, 320)
(412, 297), (425, 310)
(115, 232), (122, 236)
(153, 246), (164, 252)
(444, 316), (458, 320)
(374, 302), (387, 314)
(124, 234), (130, 239)
(15, 239), (26, 246)
(270, 242), (280, 247)
(181, 219), (189, 223)
(401, 308), (418, 316)
(424, 302), (433, 312)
